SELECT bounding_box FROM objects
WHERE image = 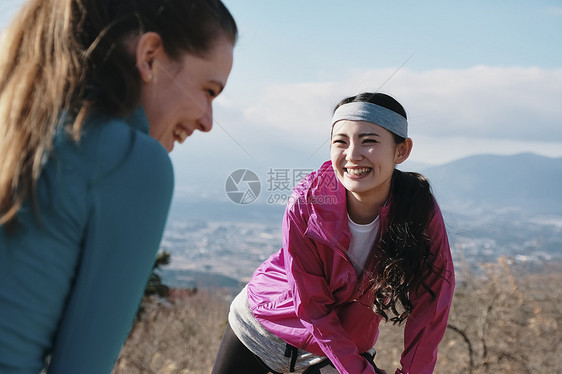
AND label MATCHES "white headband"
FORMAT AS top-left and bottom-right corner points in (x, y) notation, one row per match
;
(332, 101), (408, 138)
